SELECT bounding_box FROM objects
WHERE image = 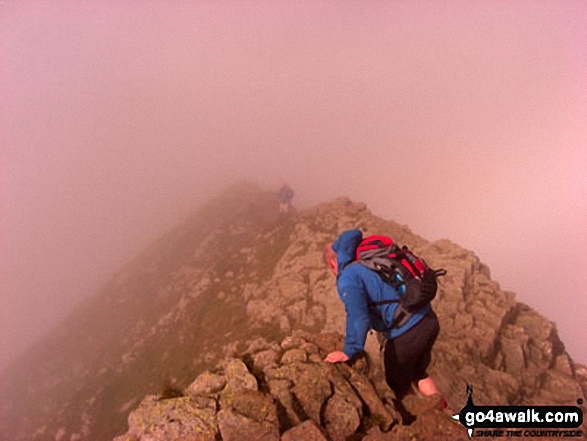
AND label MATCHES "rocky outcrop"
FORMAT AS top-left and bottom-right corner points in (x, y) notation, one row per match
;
(1, 184), (585, 441)
(233, 195), (586, 412)
(115, 332), (442, 440)
(115, 332), (587, 440)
